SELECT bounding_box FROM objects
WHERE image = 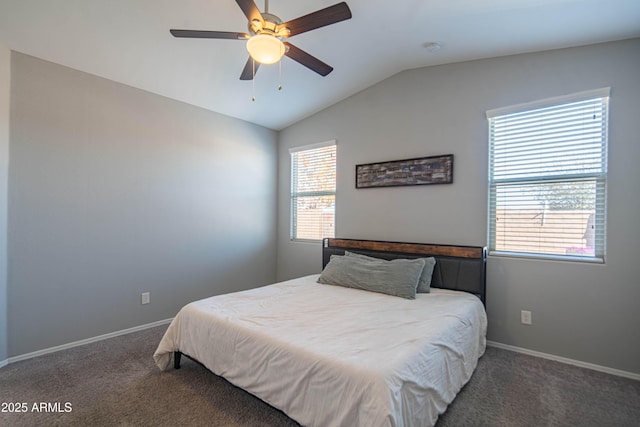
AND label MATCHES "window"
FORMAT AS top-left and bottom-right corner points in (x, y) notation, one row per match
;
(290, 141), (336, 241)
(487, 88), (609, 262)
